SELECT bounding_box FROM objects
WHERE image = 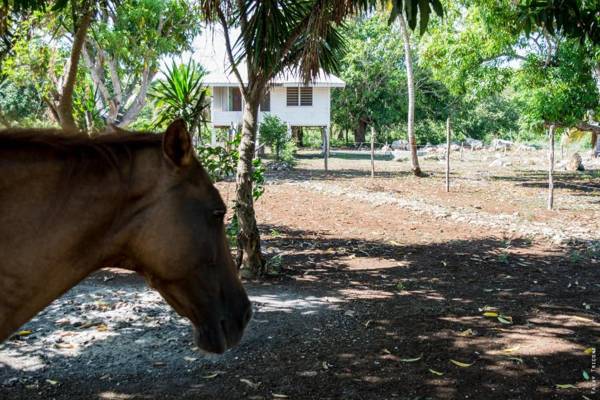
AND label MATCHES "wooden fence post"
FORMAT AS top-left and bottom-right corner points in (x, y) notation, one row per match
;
(548, 124), (555, 210)
(446, 117), (451, 193)
(323, 126), (329, 173)
(370, 126), (376, 178)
